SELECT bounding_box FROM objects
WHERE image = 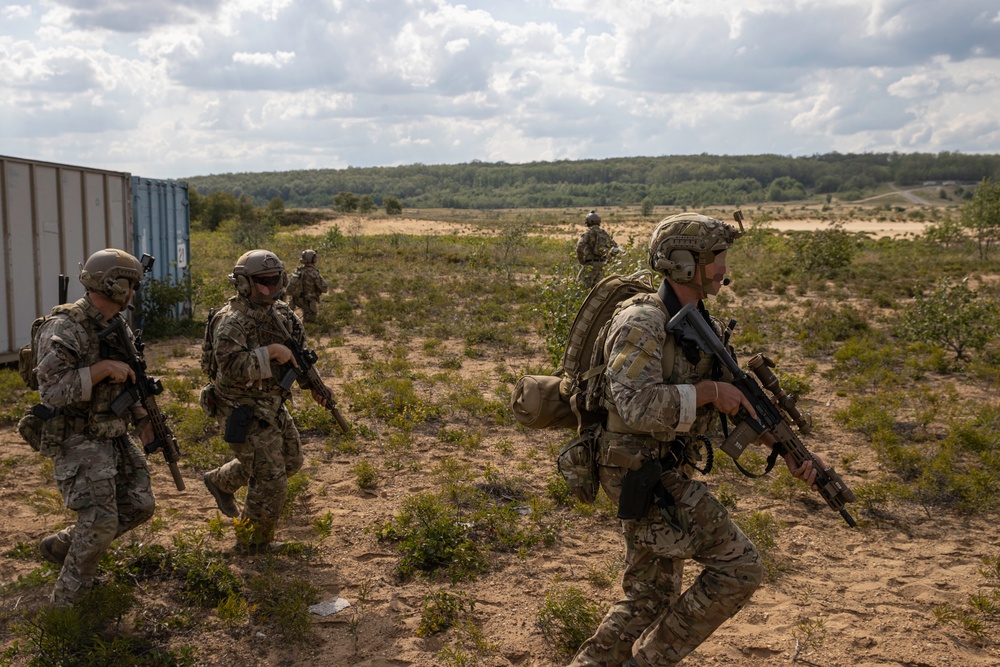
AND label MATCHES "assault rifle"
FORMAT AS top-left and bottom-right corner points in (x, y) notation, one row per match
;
(100, 317), (186, 490)
(267, 310), (351, 433)
(666, 303), (856, 527)
(100, 253), (185, 490)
